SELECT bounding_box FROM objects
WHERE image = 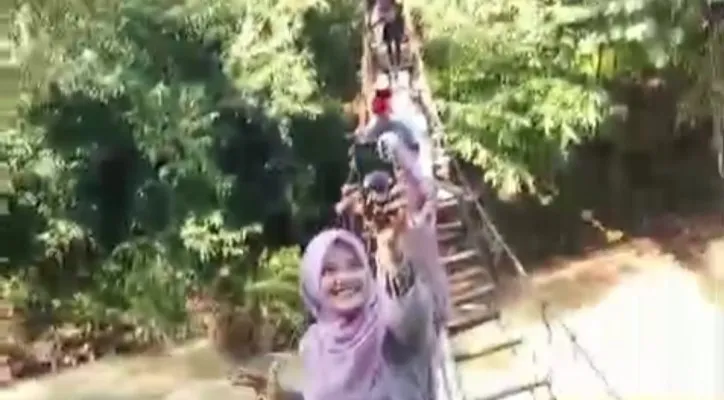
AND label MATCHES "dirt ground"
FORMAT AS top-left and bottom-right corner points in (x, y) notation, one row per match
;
(3, 222), (723, 400)
(1, 342), (303, 400)
(455, 226), (724, 400)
